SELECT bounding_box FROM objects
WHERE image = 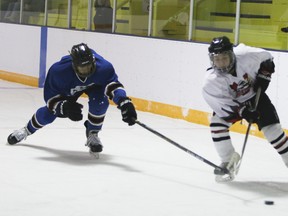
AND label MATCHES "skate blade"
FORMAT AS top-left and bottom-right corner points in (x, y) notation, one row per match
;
(89, 151), (100, 159)
(215, 173), (235, 183)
